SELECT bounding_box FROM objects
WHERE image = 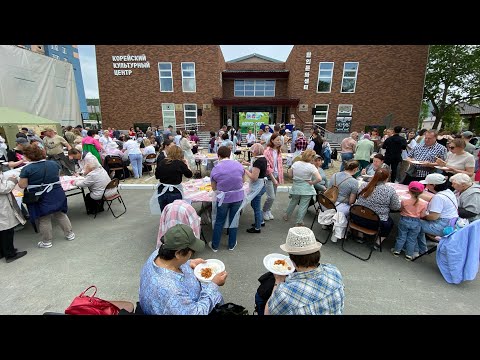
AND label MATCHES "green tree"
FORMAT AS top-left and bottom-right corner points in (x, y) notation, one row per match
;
(424, 45), (480, 130)
(86, 98), (100, 106)
(442, 106), (462, 133)
(418, 101), (430, 129)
